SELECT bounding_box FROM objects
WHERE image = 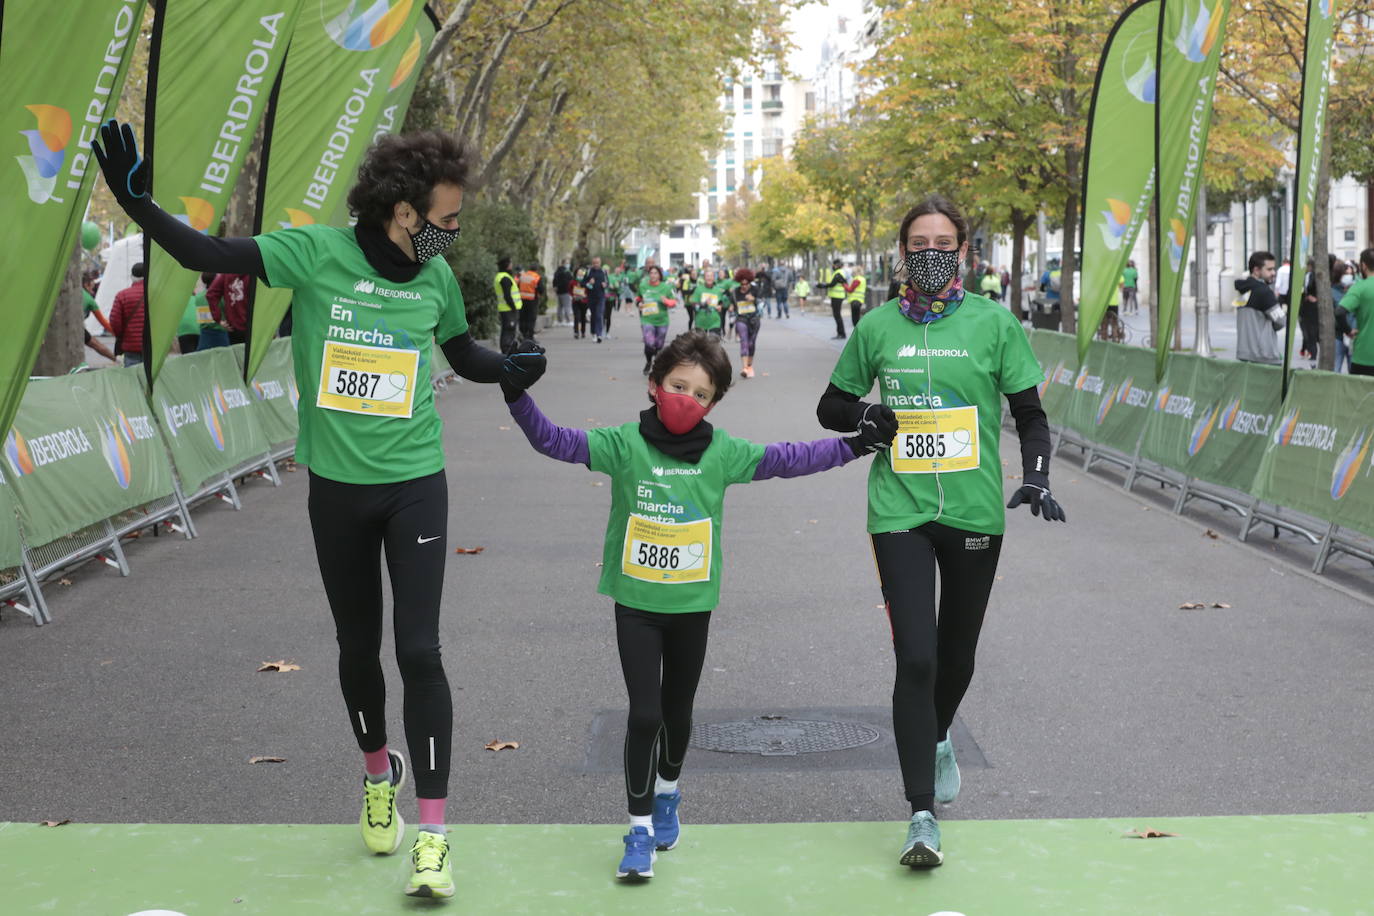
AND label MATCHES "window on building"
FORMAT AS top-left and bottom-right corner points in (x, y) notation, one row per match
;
(725, 168), (735, 191)
(708, 196), (719, 219)
(669, 225), (686, 239)
(805, 91), (816, 112)
(743, 139), (753, 161)
(1346, 229), (1357, 242)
